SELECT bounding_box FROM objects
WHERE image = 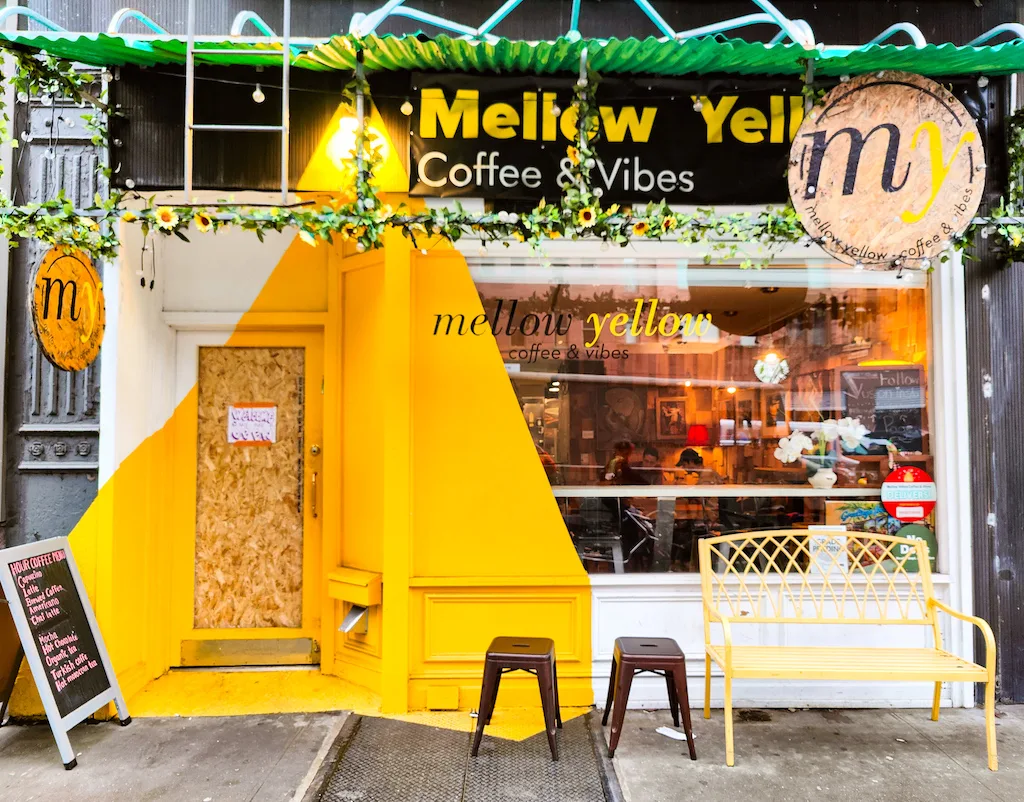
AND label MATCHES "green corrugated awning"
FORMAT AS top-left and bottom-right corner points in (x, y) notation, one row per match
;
(3, 30), (1024, 77)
